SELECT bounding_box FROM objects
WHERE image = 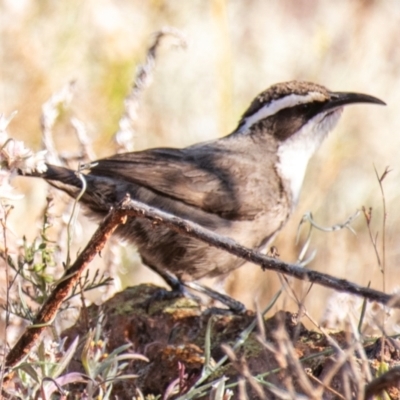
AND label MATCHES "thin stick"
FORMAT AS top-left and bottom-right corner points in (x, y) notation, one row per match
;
(120, 197), (399, 308)
(3, 203), (127, 377)
(0, 205), (13, 388)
